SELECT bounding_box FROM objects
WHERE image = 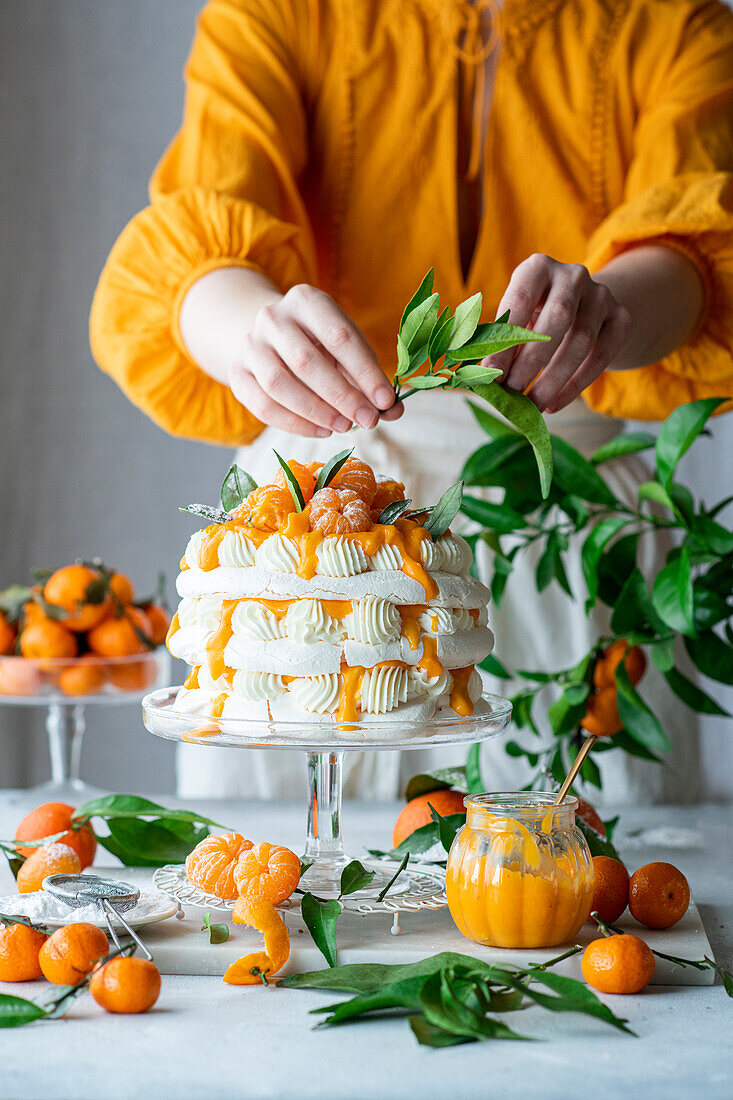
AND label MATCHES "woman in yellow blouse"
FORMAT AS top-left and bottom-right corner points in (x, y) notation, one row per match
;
(91, 0), (732, 800)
